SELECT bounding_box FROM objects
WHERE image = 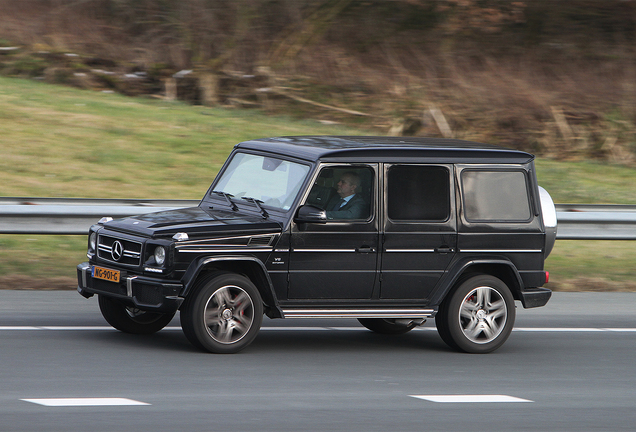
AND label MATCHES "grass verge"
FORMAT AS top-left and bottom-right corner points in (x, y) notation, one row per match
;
(0, 76), (366, 199)
(2, 236), (635, 292)
(545, 240), (636, 292)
